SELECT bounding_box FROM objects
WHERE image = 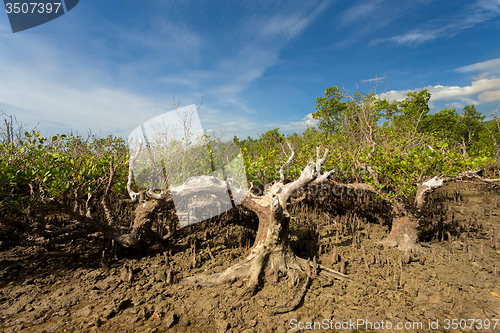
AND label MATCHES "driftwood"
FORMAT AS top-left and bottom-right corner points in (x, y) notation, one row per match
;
(183, 147), (351, 312)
